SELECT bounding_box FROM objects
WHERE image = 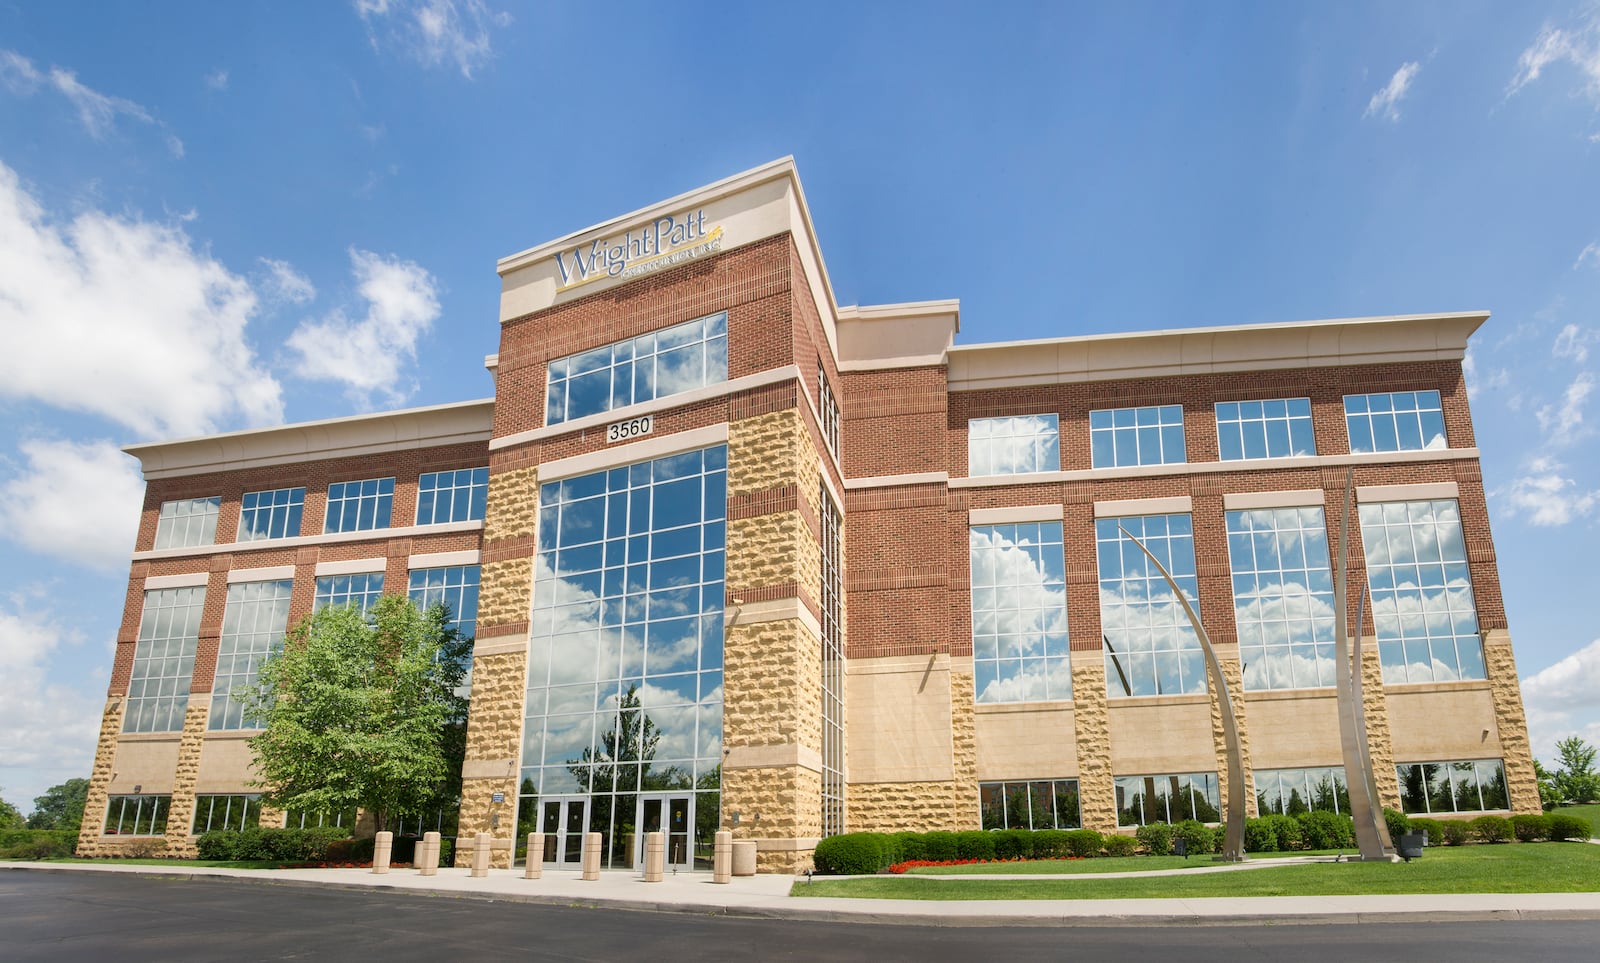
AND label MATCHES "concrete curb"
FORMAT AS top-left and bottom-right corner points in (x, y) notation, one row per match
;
(8, 863), (1600, 928)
